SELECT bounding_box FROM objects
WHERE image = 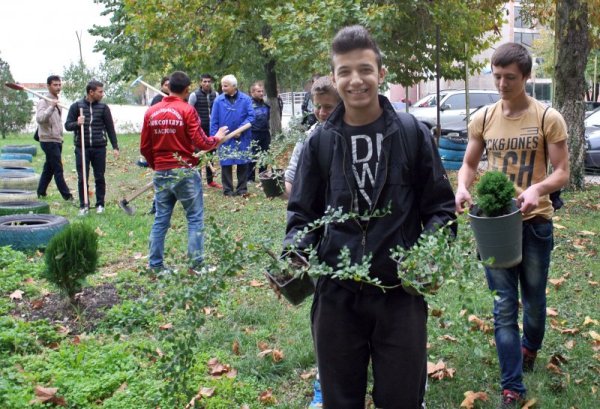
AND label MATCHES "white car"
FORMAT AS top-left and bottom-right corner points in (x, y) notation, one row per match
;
(410, 89), (500, 129)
